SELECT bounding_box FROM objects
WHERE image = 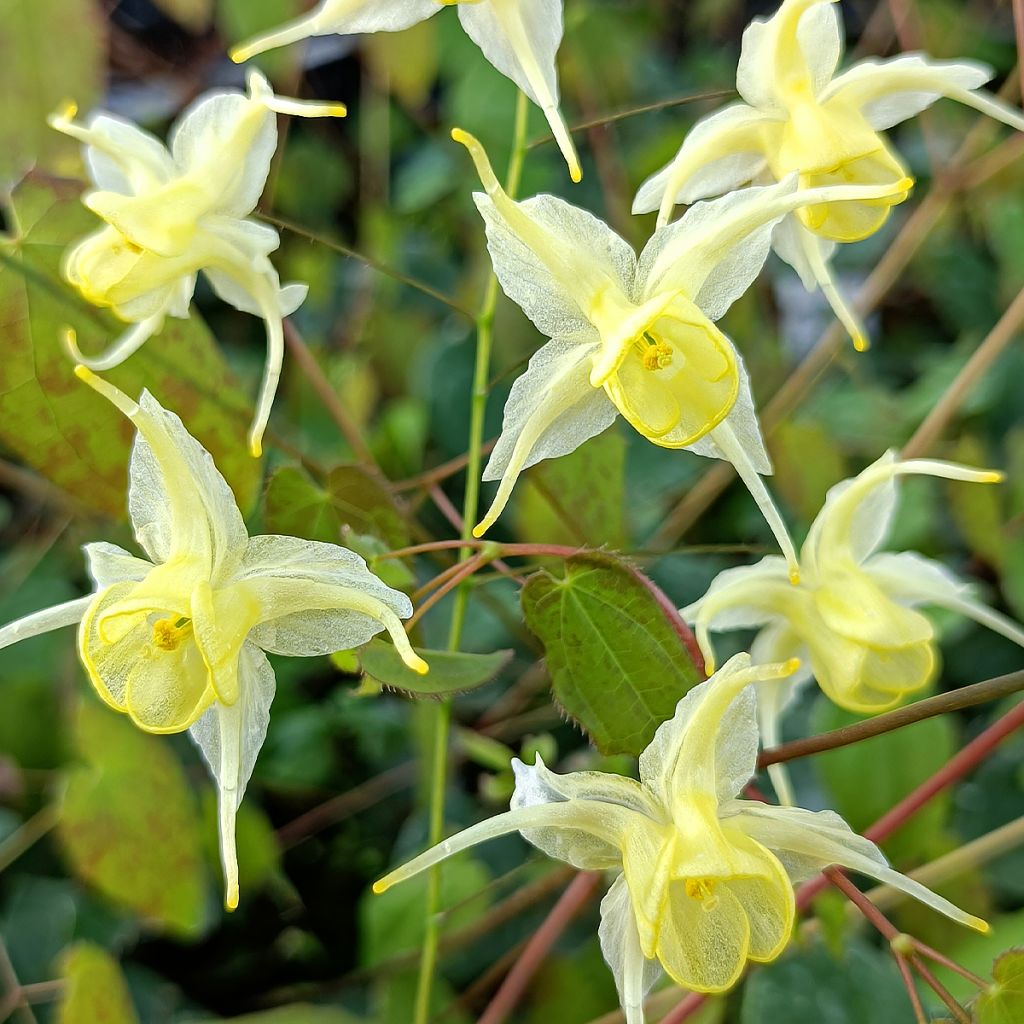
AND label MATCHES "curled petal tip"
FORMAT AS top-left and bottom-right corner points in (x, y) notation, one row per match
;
(569, 162), (583, 185)
(228, 46), (247, 65)
(897, 176), (915, 193)
(407, 654), (430, 676)
(852, 333), (870, 353)
(225, 886), (239, 912)
(981, 471), (1005, 484)
(788, 566), (801, 586)
(327, 104), (348, 118)
(49, 99), (78, 127)
(372, 879), (388, 895)
(248, 437), (263, 459)
(451, 127), (471, 146)
(781, 657), (802, 677)
(471, 523), (488, 540)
